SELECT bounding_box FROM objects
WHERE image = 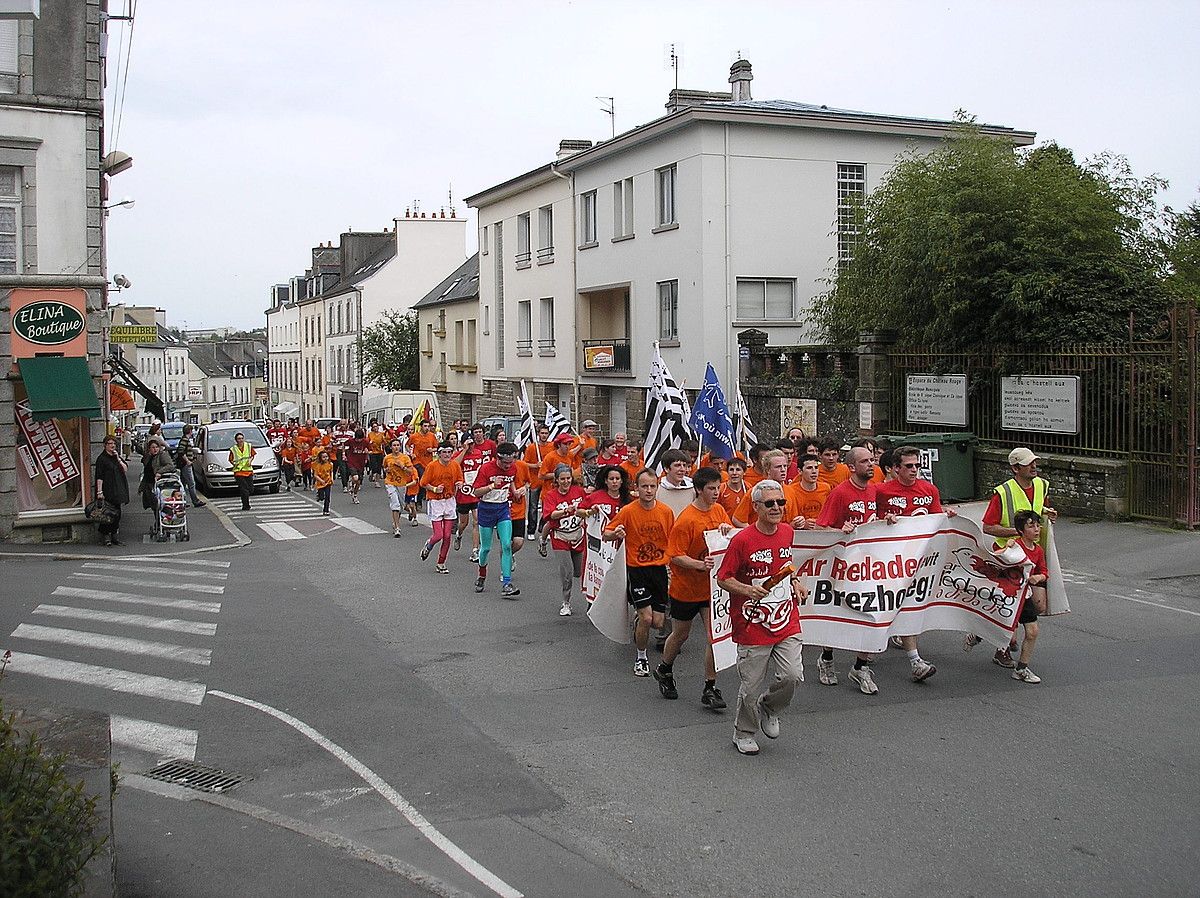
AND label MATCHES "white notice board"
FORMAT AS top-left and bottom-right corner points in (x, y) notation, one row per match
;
(1001, 376), (1080, 434)
(906, 375), (967, 426)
